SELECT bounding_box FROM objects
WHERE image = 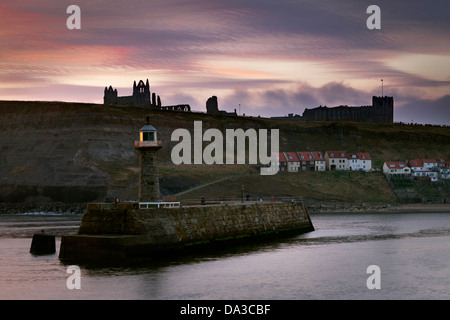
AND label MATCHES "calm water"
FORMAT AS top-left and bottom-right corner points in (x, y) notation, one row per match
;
(0, 211), (449, 300)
